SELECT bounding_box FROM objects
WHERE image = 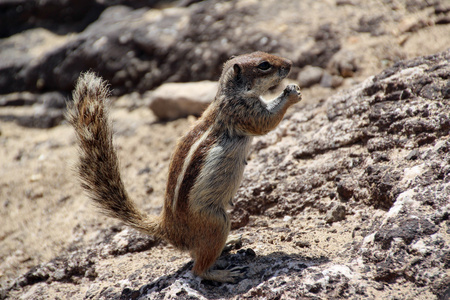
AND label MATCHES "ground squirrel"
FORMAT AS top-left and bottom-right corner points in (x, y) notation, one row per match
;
(67, 51), (302, 283)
